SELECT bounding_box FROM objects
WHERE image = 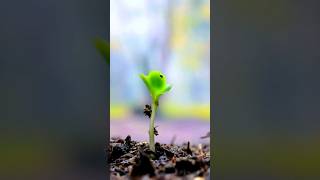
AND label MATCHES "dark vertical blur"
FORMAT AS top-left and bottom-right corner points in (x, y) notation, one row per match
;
(213, 0), (320, 179)
(0, 0), (108, 179)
